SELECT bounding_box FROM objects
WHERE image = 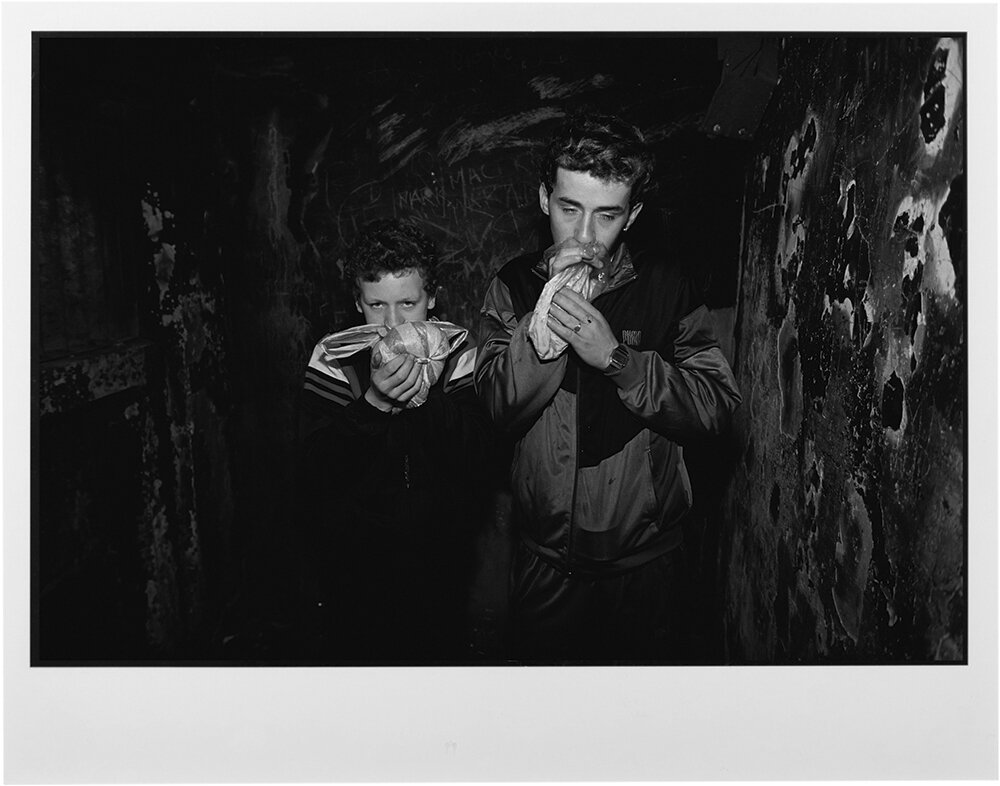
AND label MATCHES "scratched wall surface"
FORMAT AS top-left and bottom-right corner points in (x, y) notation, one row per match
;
(209, 36), (738, 338)
(721, 37), (965, 662)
